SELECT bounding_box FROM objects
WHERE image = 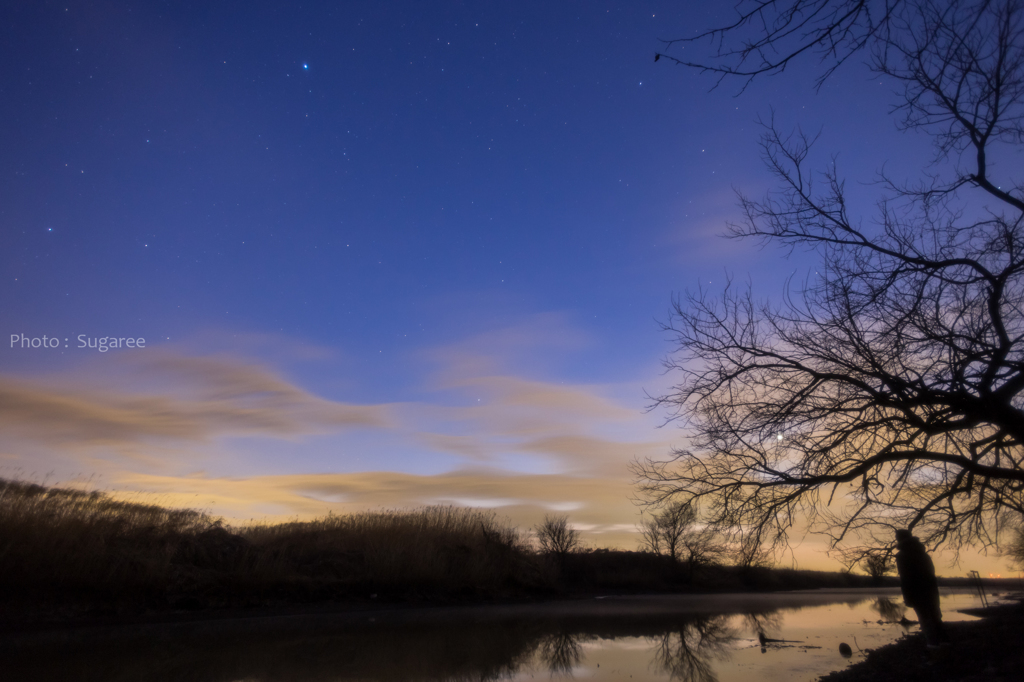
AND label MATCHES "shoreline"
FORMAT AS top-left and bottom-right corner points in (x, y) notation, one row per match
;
(0, 586), (974, 641)
(2, 588), (1014, 681)
(7, 579), (1015, 637)
(819, 597), (1024, 682)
